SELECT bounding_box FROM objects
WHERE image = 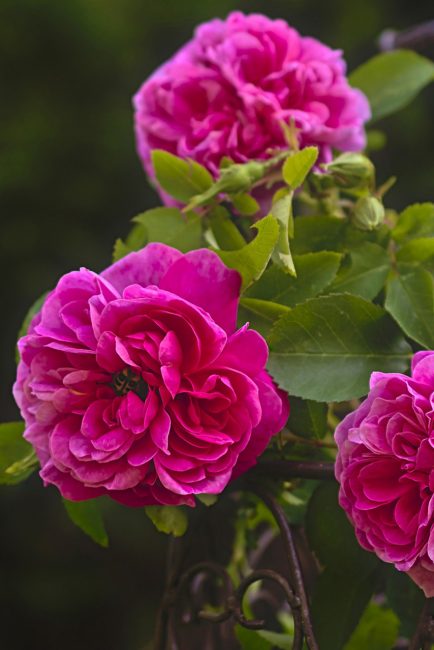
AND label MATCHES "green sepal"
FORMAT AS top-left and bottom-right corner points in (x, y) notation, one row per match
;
(145, 505), (188, 537)
(63, 498), (109, 547)
(0, 421), (38, 485)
